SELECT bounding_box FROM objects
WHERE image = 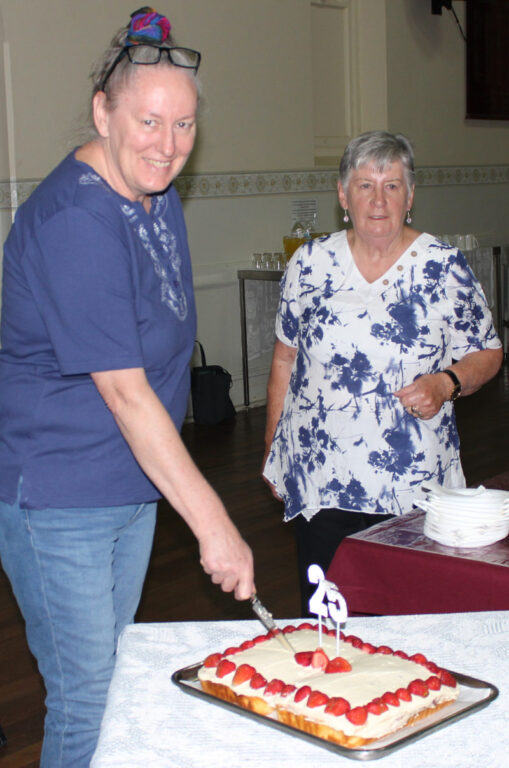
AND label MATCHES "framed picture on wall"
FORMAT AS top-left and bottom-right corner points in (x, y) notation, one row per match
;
(466, 0), (509, 119)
